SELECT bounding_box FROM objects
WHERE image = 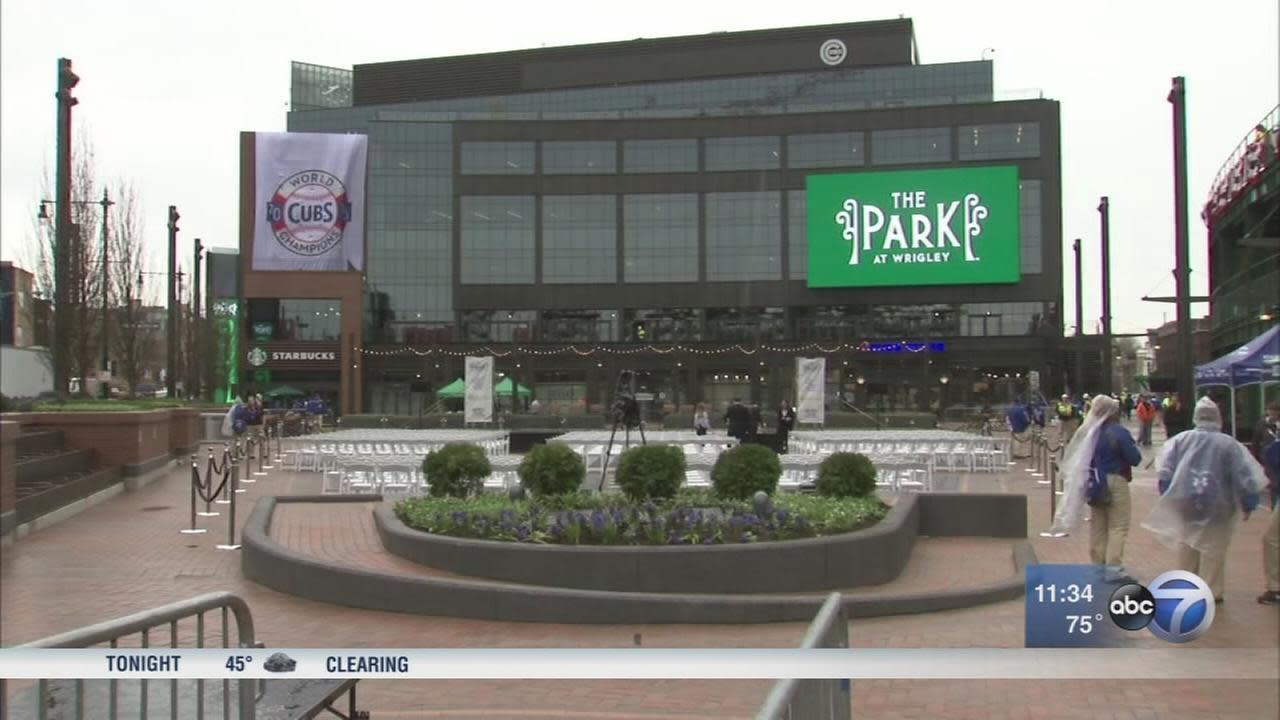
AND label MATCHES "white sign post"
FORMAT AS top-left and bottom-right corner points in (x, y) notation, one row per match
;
(464, 356), (494, 424)
(795, 357), (826, 426)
